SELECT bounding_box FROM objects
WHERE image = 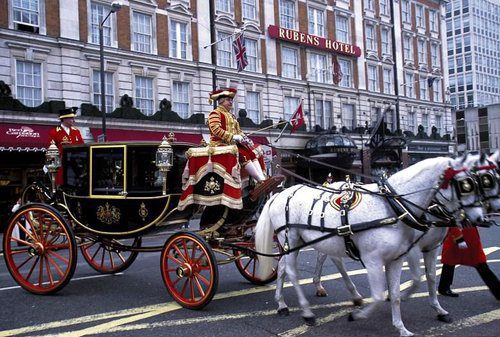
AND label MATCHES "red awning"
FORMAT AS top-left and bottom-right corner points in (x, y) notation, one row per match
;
(90, 128), (203, 144)
(0, 123), (53, 152)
